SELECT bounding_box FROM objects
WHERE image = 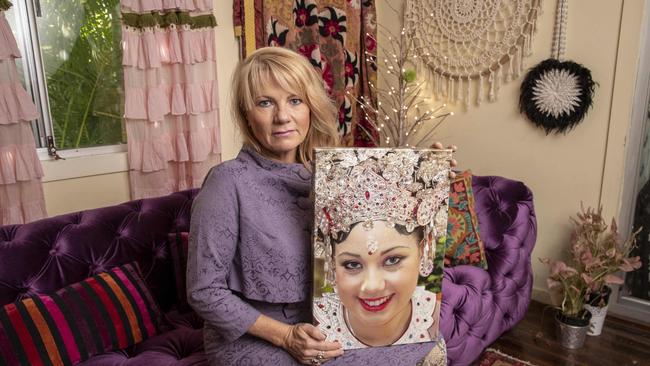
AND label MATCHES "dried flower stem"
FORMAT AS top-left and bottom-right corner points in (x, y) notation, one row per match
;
(353, 3), (450, 147)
